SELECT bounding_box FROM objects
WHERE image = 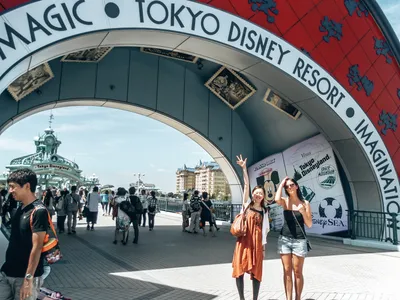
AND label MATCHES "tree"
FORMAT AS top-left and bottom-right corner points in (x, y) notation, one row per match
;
(167, 192), (174, 198)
